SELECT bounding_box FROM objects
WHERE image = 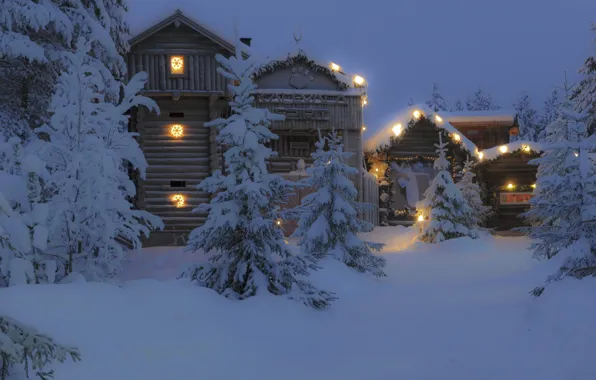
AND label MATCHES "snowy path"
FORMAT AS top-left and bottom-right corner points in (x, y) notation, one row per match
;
(2, 227), (595, 380)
